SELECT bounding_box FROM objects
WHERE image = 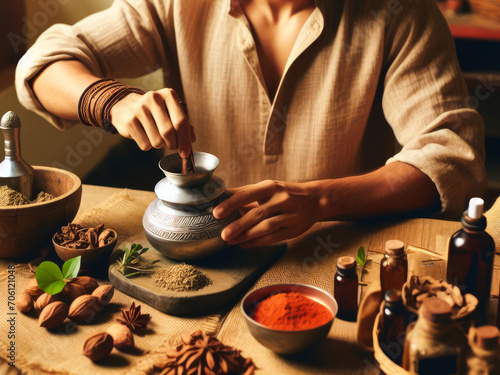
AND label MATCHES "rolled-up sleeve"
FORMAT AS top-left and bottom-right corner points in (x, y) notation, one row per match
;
(382, 0), (488, 216)
(15, 0), (171, 130)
